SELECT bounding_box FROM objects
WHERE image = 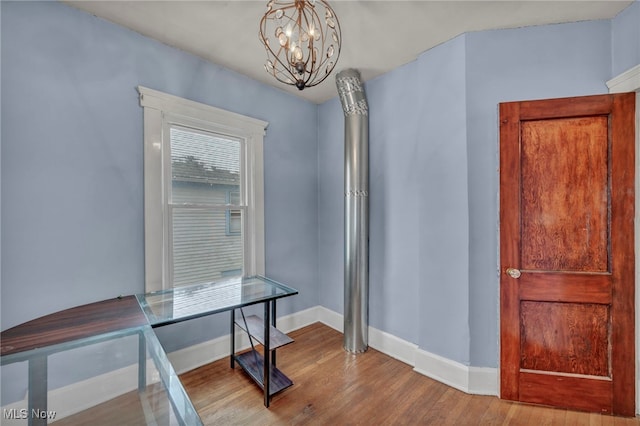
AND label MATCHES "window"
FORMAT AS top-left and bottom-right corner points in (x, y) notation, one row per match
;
(139, 87), (267, 292)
